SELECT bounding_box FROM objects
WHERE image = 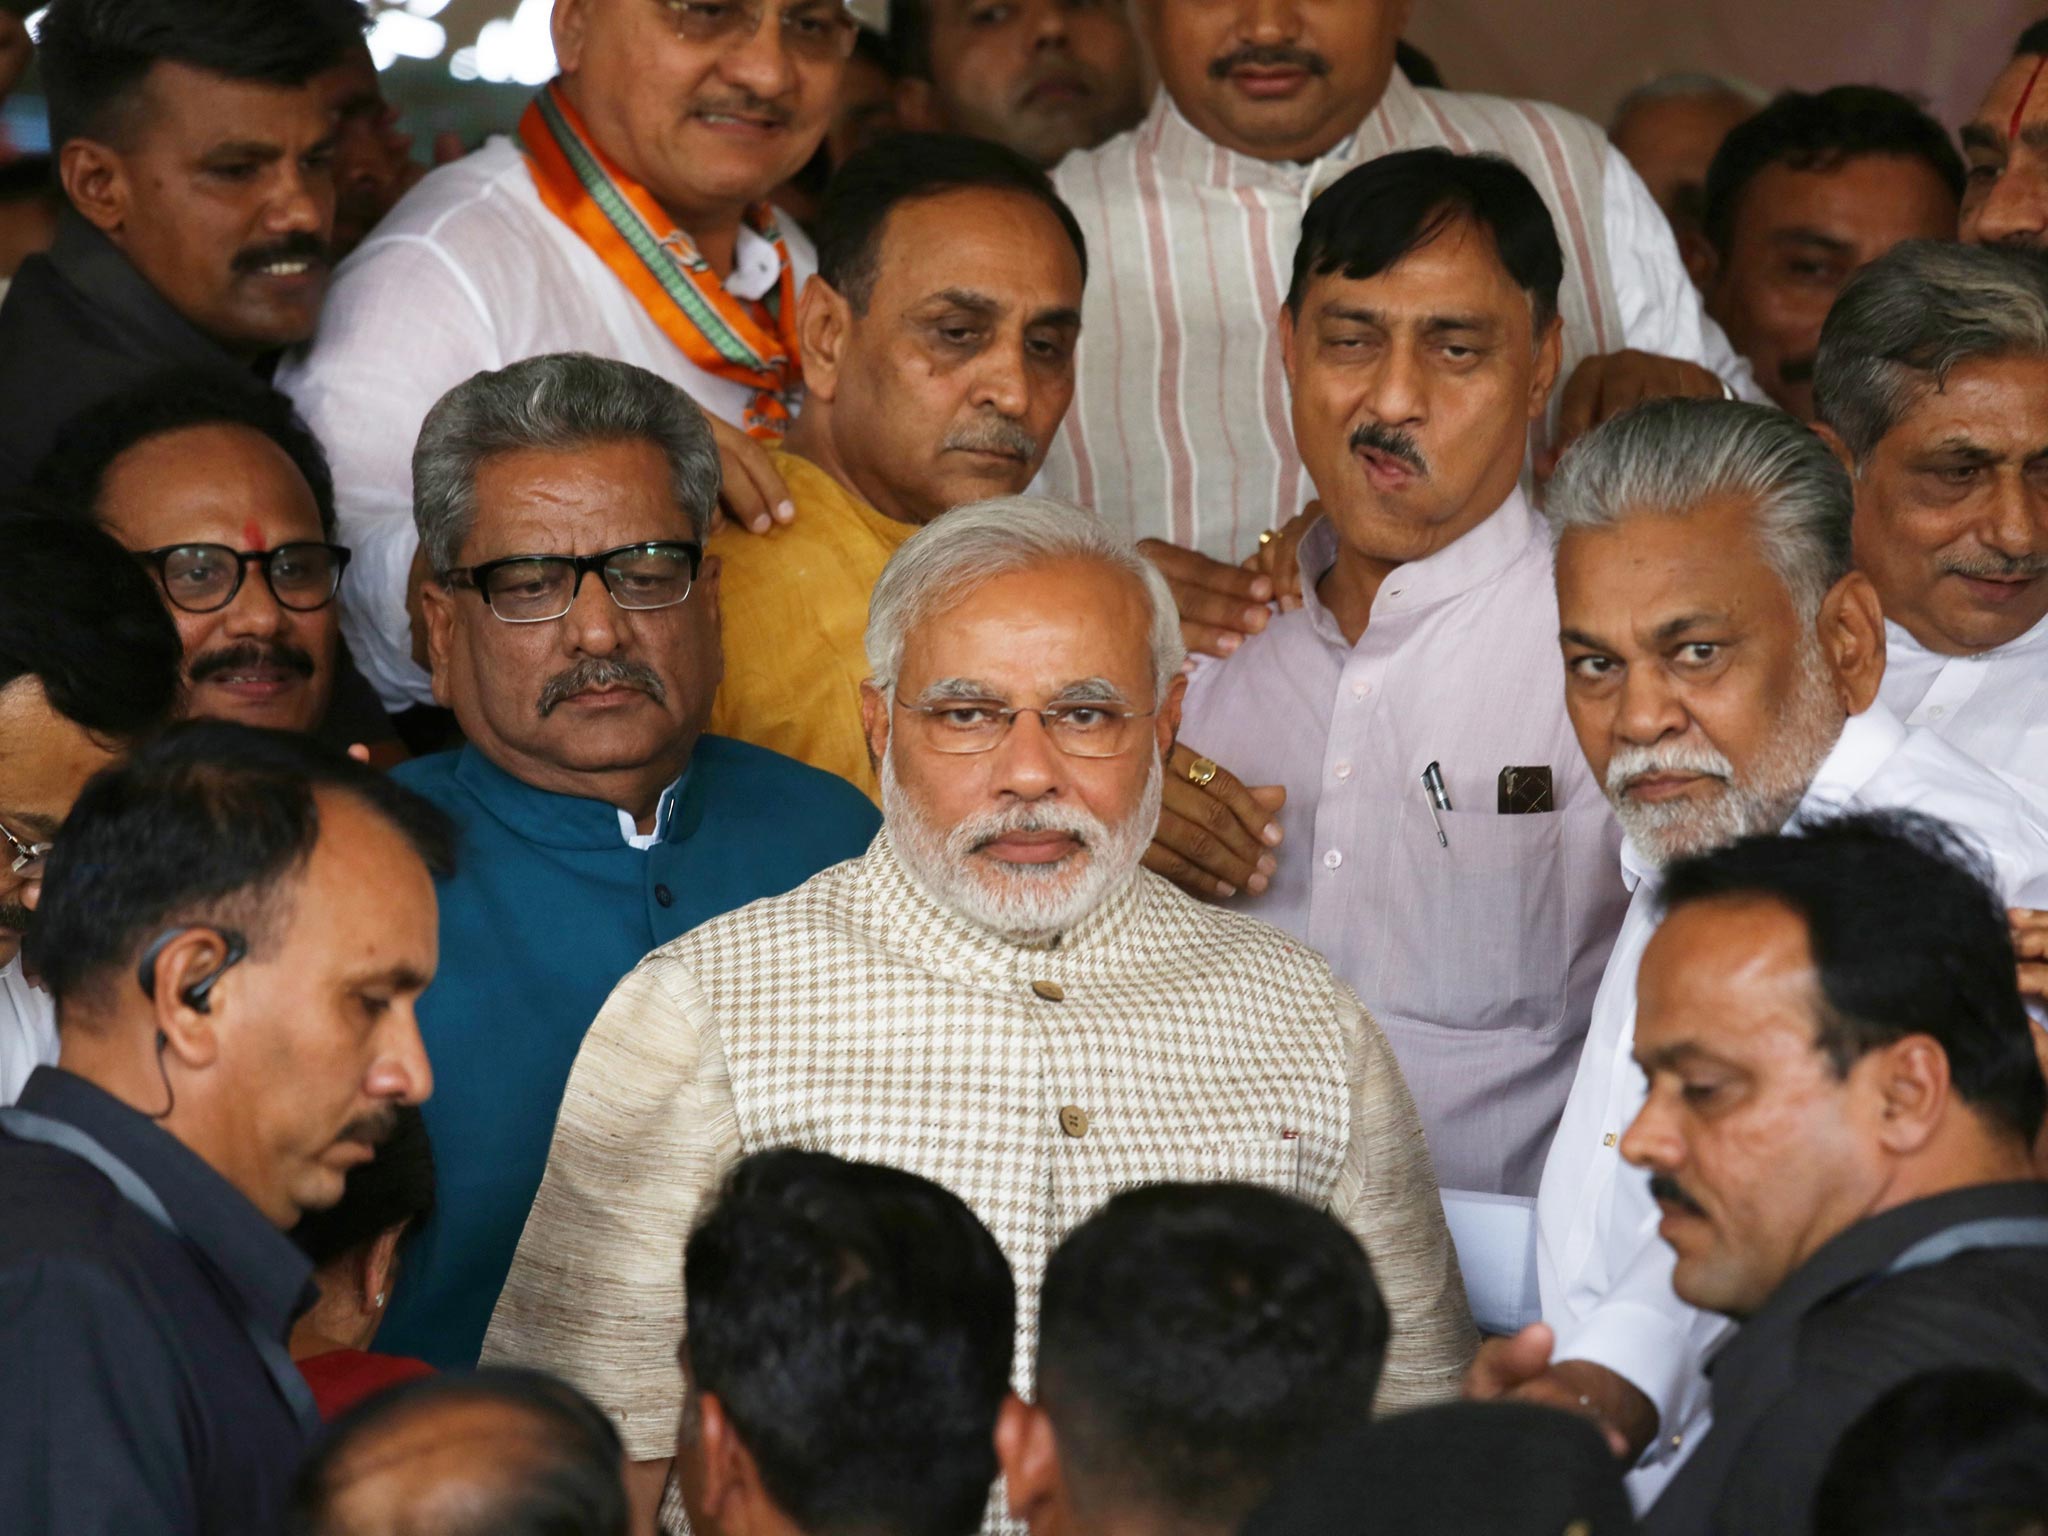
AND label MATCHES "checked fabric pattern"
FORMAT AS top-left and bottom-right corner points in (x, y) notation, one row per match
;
(484, 831), (1475, 1465)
